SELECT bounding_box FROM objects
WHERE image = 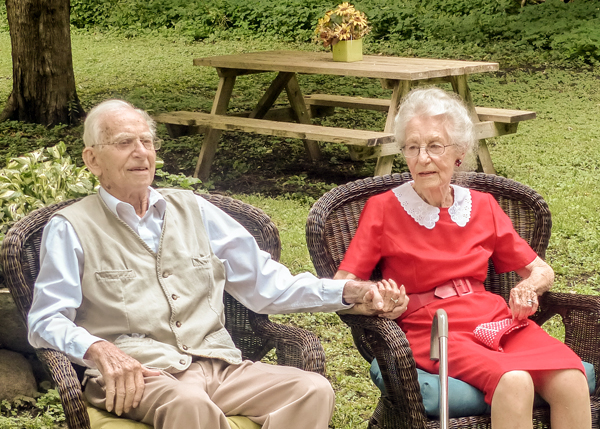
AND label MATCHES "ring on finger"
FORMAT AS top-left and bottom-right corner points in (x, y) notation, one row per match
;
(527, 299), (535, 305)
(391, 298), (399, 304)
